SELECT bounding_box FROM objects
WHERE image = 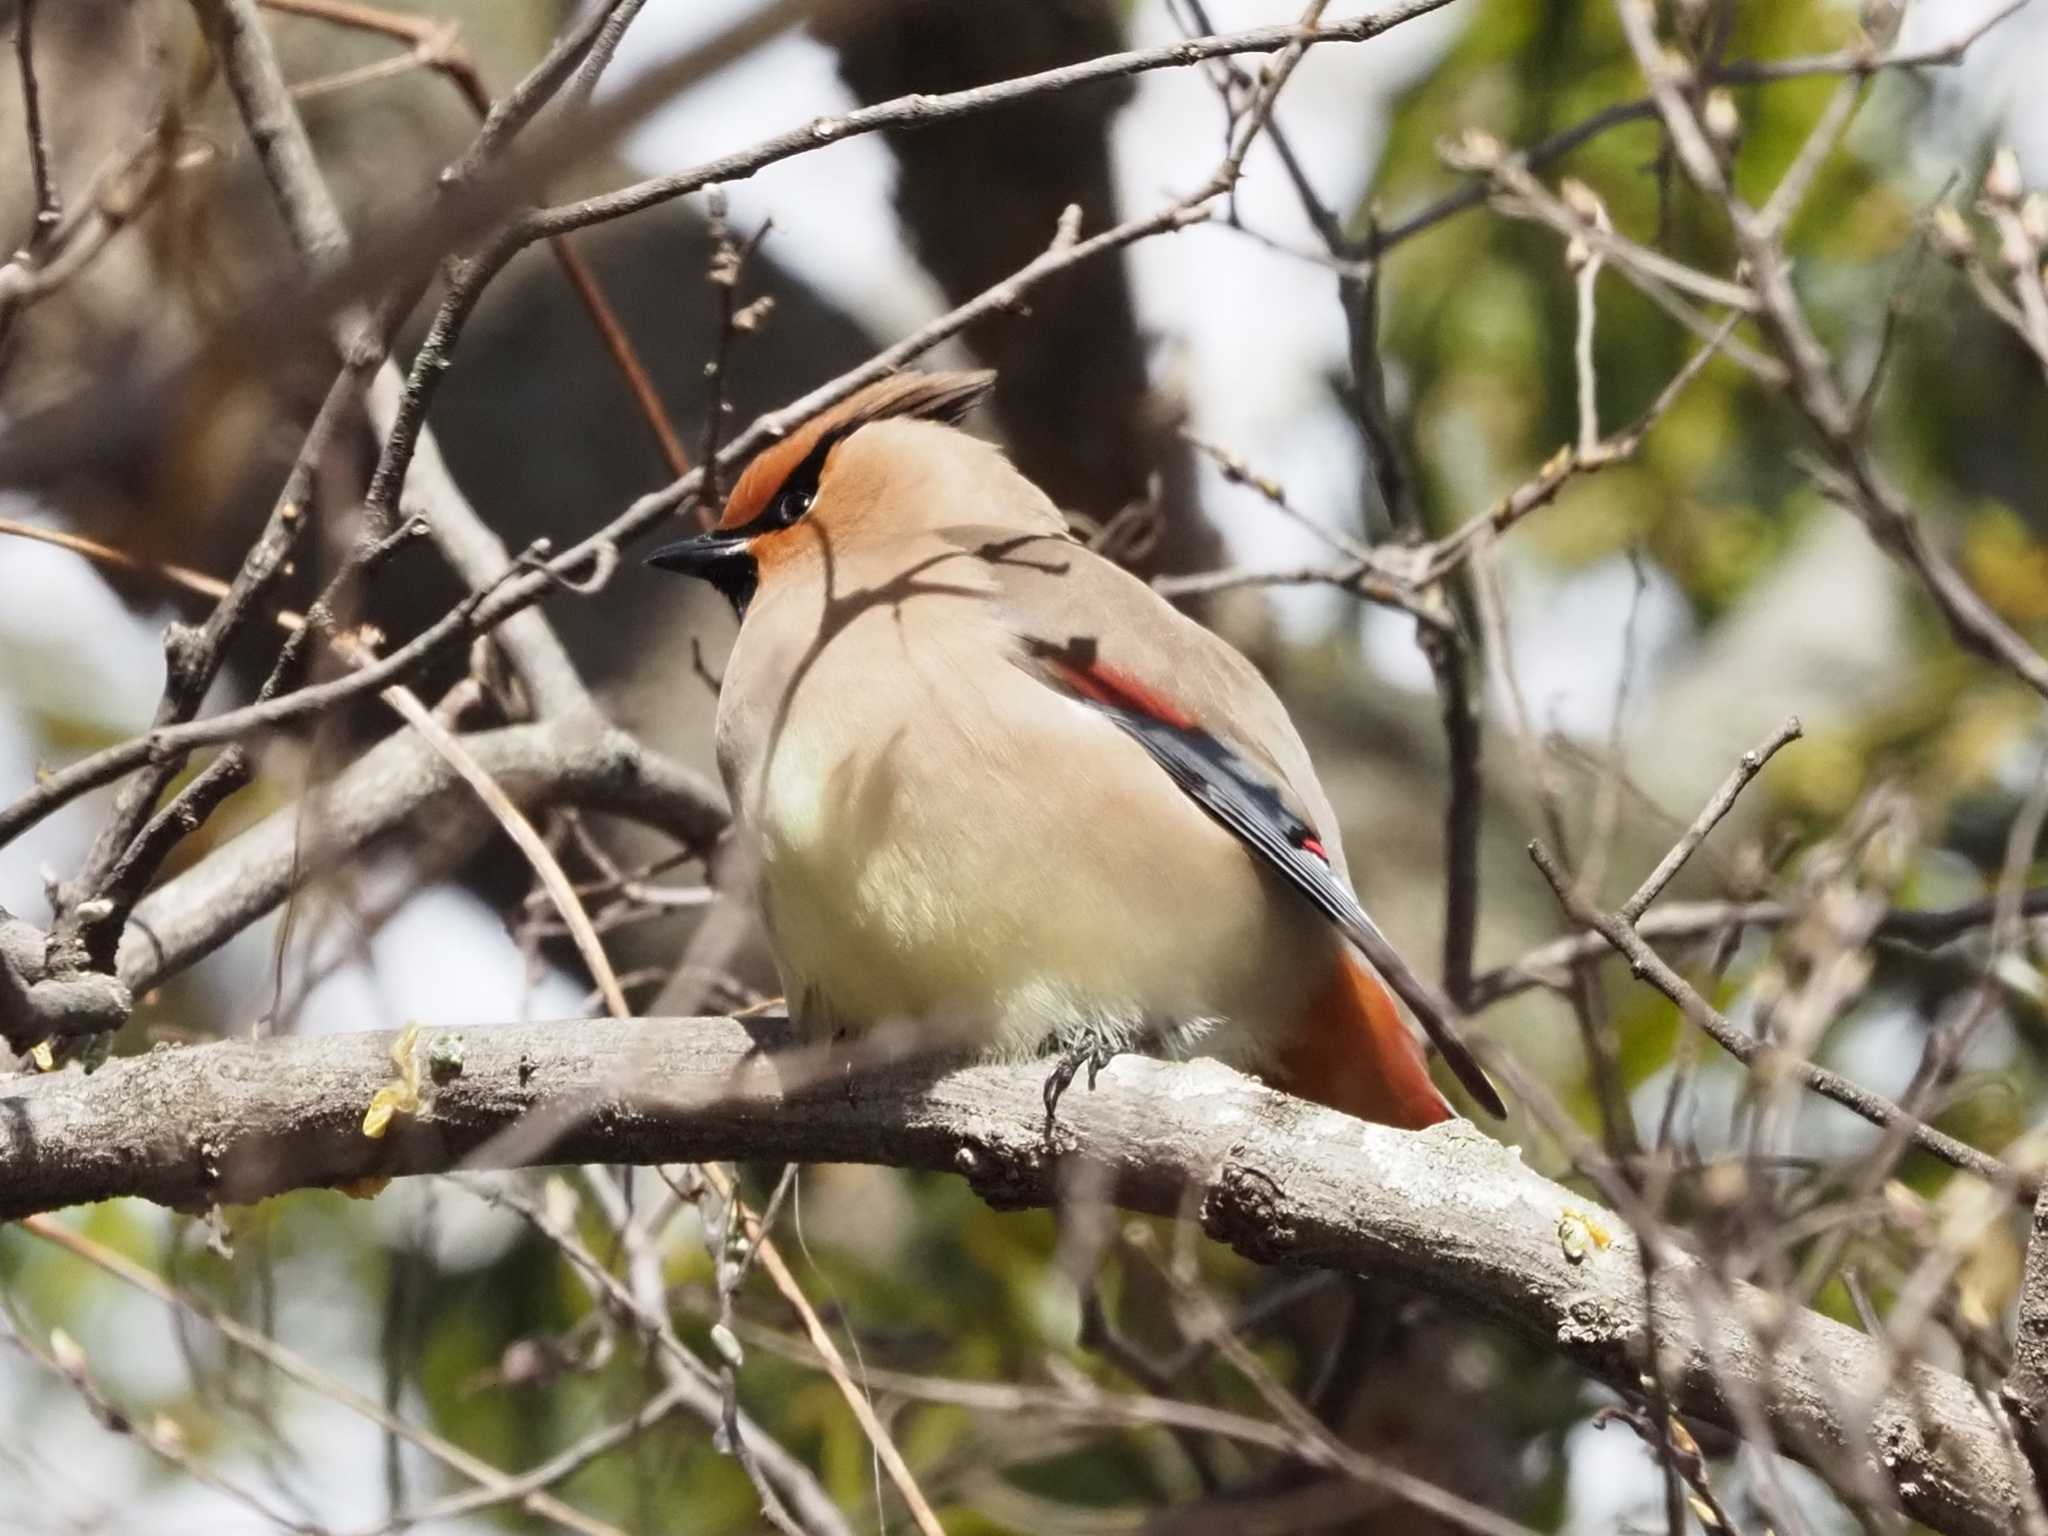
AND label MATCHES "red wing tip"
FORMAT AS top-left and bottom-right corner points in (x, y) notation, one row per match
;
(1050, 656), (1198, 730)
